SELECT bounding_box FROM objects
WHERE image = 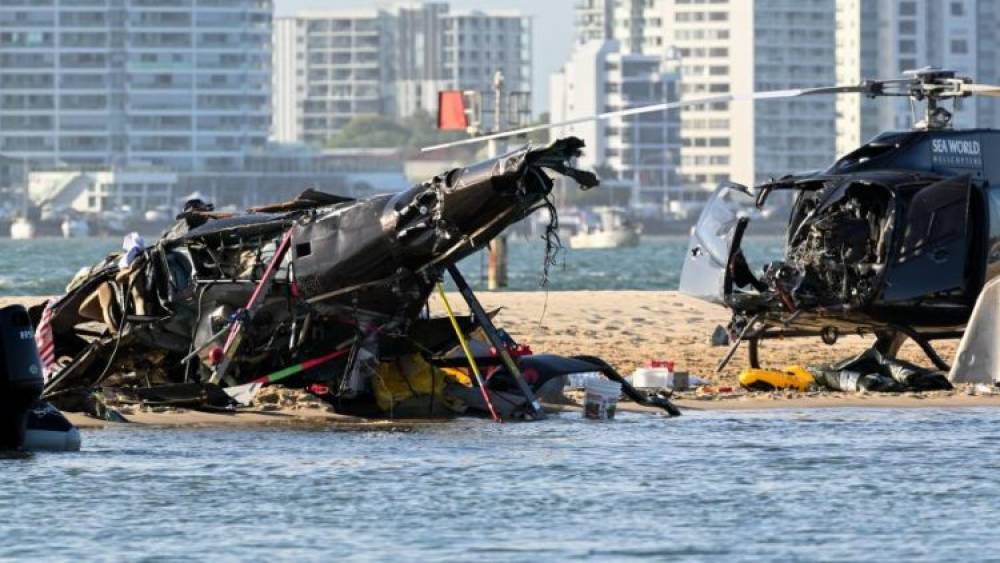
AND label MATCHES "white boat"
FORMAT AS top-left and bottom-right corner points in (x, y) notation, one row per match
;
(60, 217), (90, 238)
(144, 208), (168, 223)
(569, 207), (641, 249)
(9, 217), (35, 240)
